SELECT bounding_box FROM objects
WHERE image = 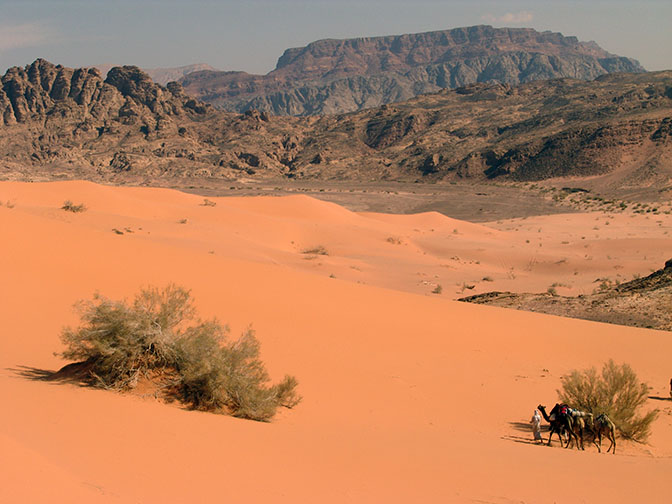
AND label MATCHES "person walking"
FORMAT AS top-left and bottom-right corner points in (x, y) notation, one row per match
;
(530, 409), (543, 444)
